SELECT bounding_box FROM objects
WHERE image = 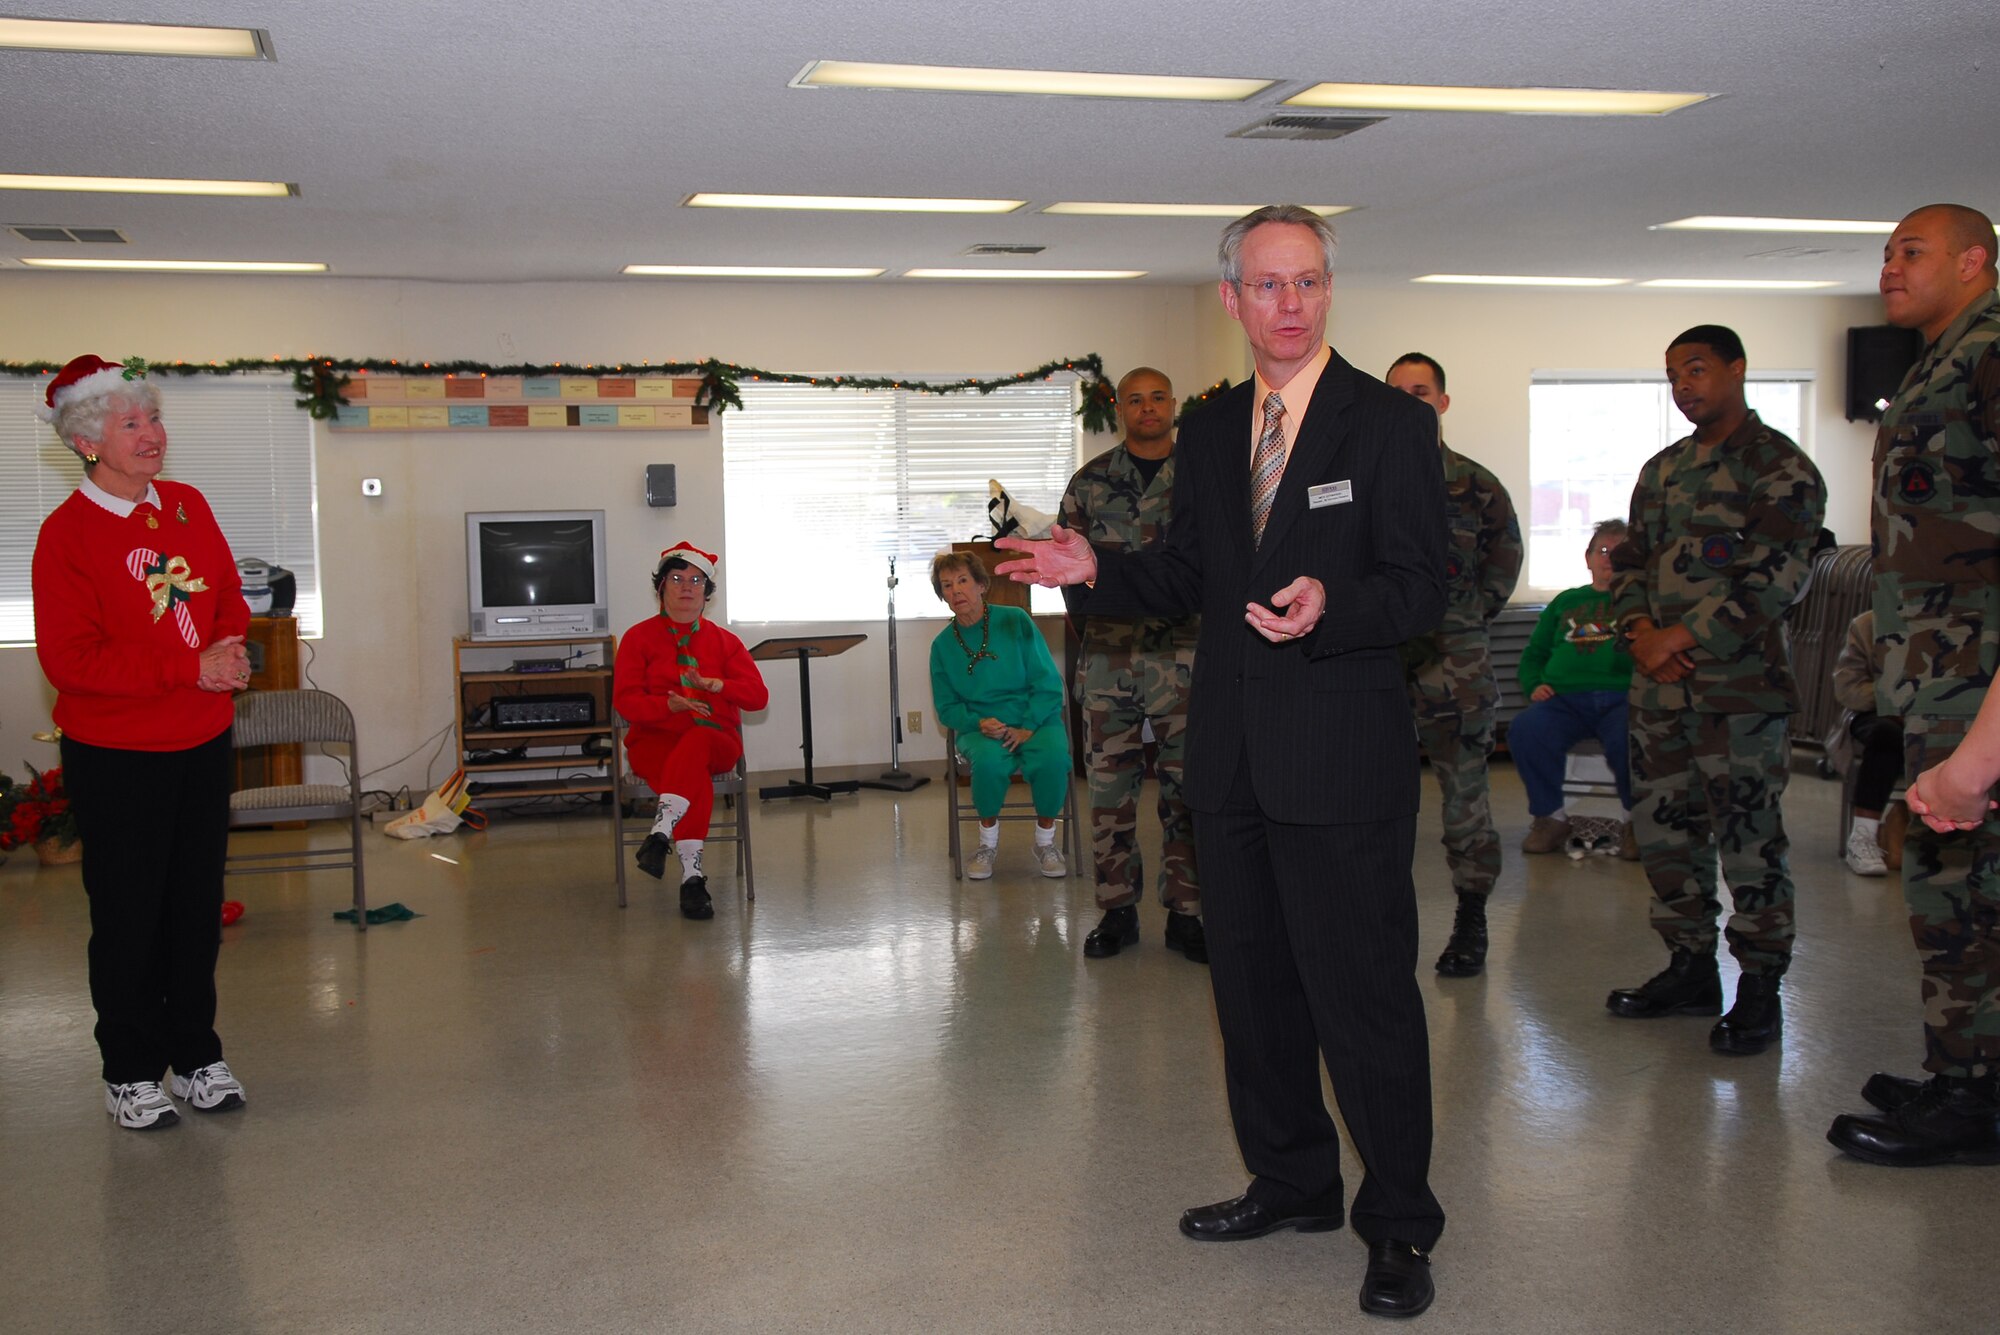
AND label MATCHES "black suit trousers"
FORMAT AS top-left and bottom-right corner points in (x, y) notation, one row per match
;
(1195, 747), (1446, 1251)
